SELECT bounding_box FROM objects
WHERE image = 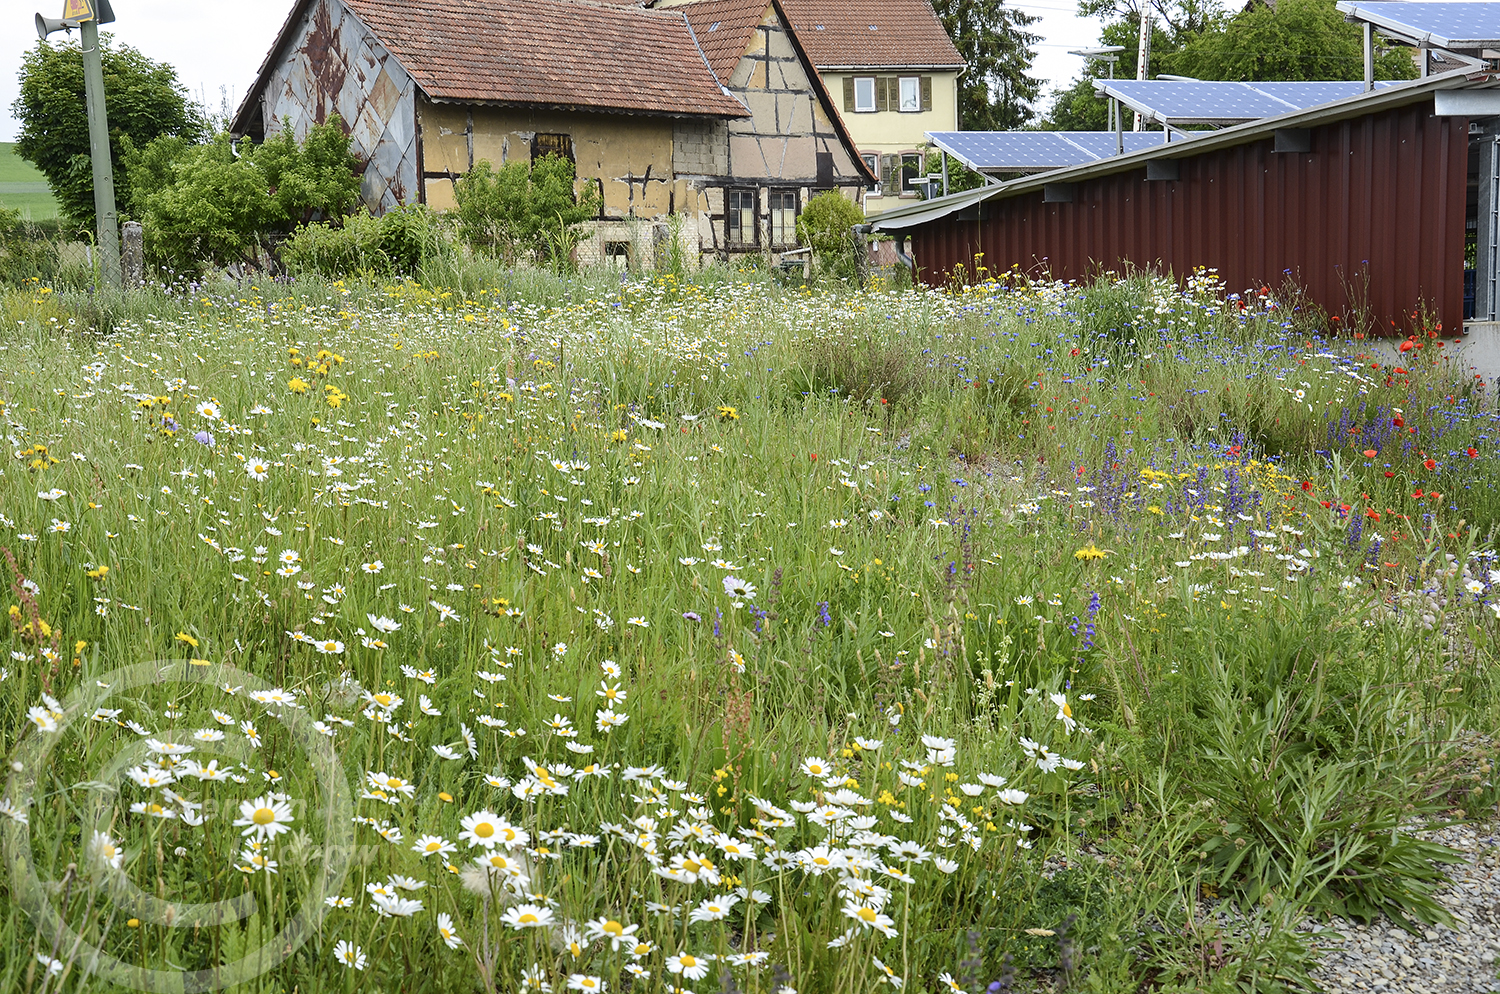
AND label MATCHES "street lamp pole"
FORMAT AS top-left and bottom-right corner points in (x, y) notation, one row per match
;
(78, 15), (121, 287)
(1067, 46), (1125, 138)
(36, 0), (120, 288)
